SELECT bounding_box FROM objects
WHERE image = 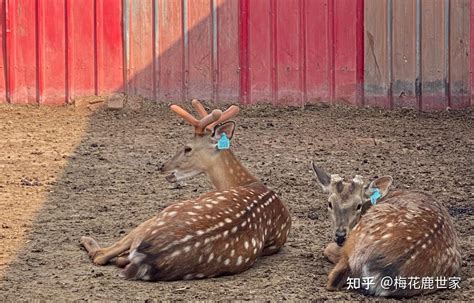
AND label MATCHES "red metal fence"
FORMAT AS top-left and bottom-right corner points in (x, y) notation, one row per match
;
(0, 0), (472, 109)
